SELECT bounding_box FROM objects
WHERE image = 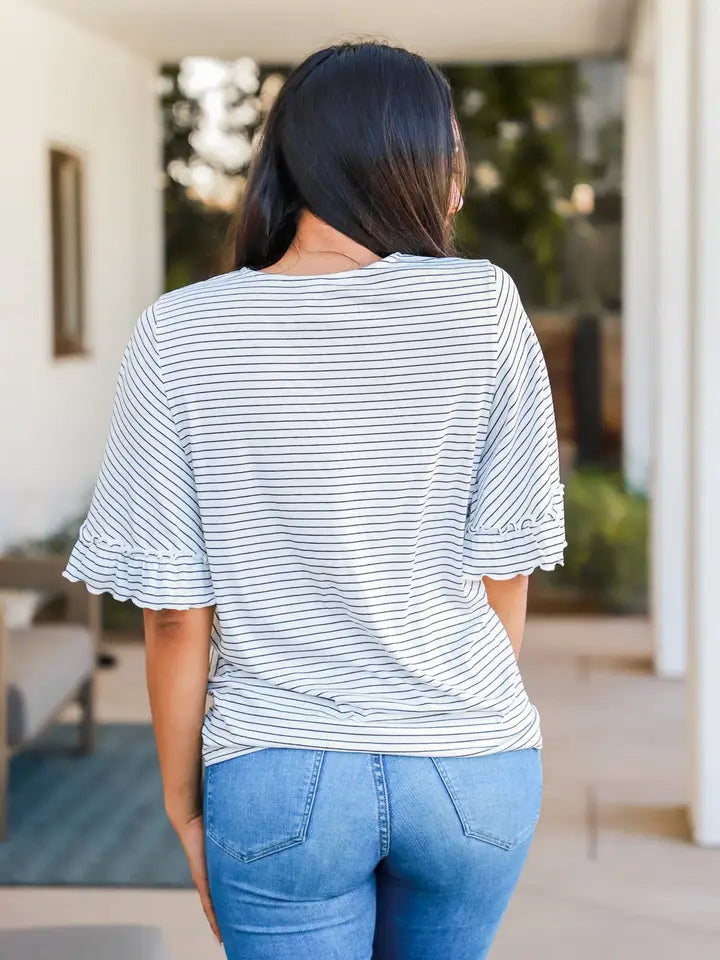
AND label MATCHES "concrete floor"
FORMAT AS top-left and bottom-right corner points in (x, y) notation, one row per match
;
(1, 617), (719, 959)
